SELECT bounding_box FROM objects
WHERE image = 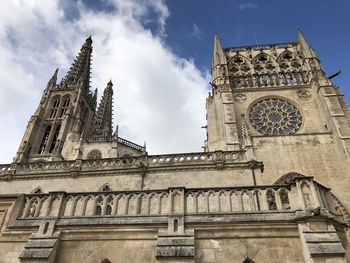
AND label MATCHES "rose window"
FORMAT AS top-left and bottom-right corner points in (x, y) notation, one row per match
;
(249, 98), (302, 136)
